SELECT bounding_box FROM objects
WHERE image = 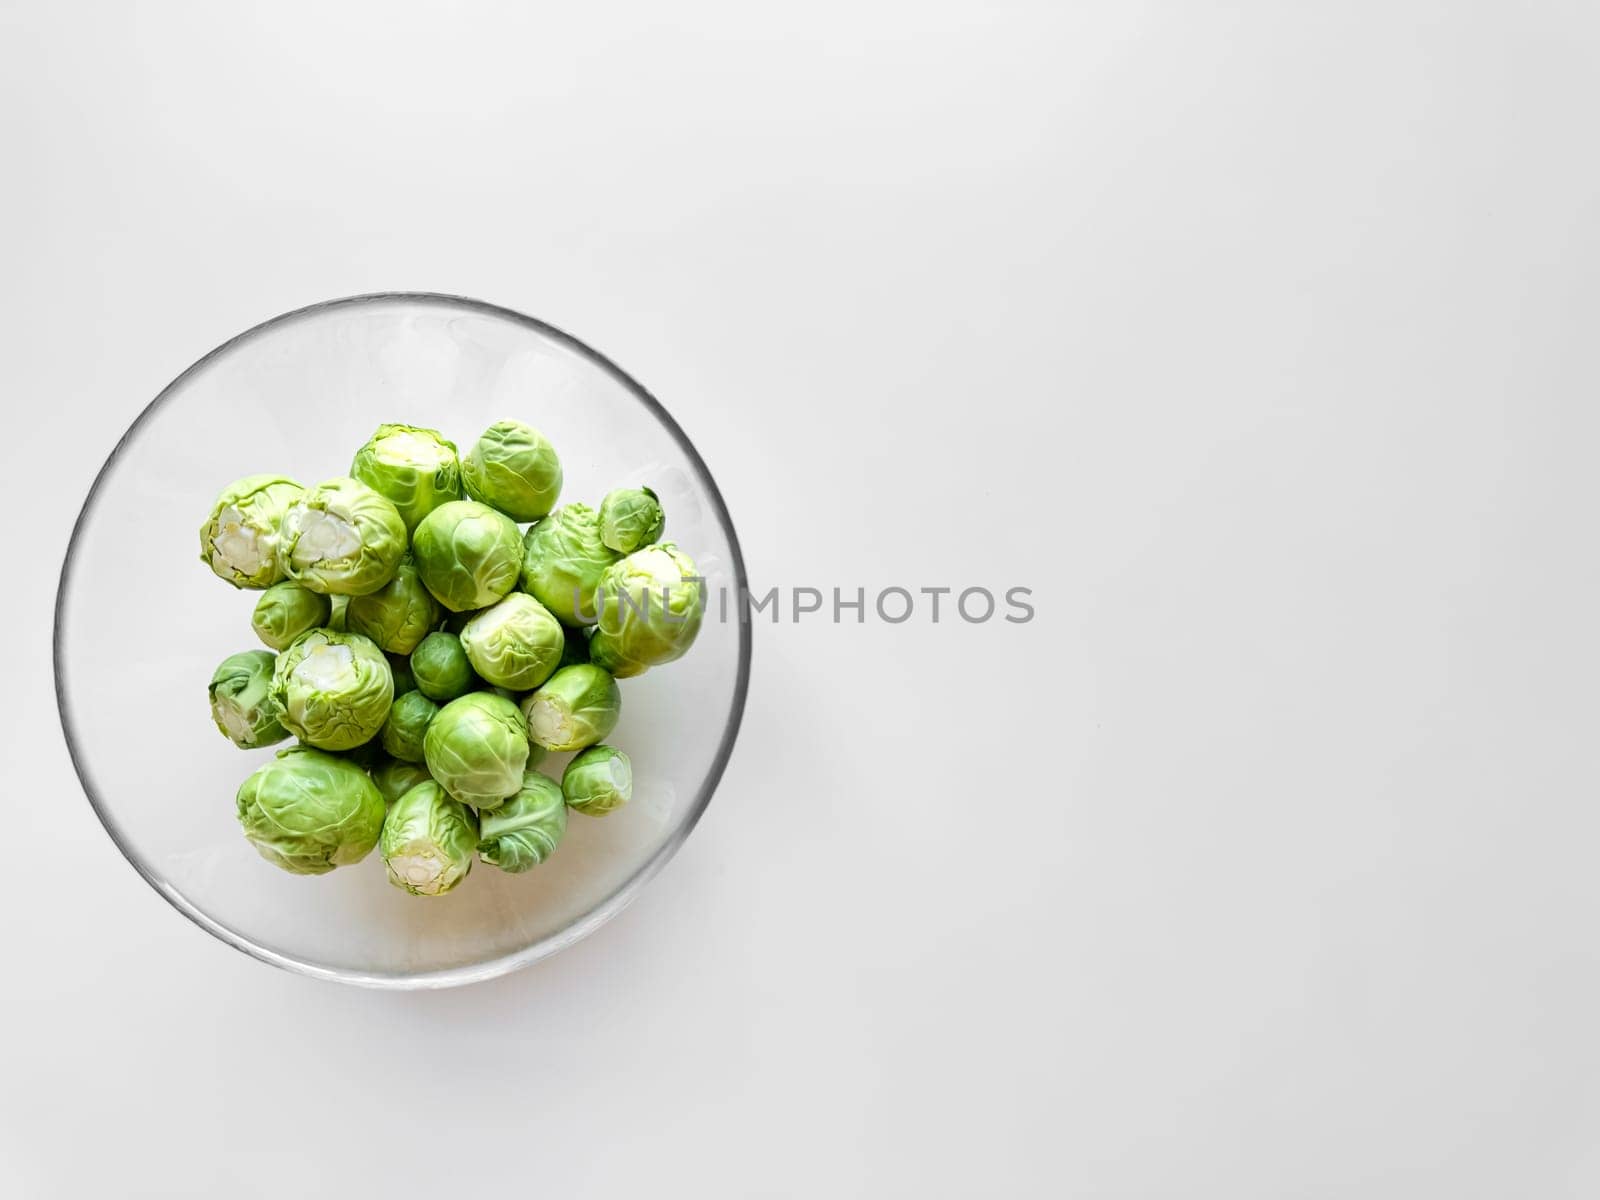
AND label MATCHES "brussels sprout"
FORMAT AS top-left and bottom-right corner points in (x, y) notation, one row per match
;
(521, 663), (621, 752)
(410, 631), (477, 702)
(423, 692), (530, 810)
(208, 650), (288, 749)
(335, 734), (388, 770)
(588, 544), (705, 678)
(598, 487), (665, 555)
(519, 503), (620, 625)
(372, 759), (432, 806)
(562, 745), (633, 816)
(389, 655), (416, 695)
(558, 623), (592, 669)
(250, 582), (331, 651)
(350, 423), (462, 532)
(380, 781), (478, 896)
(278, 477), (407, 596)
(413, 500), (523, 612)
(381, 690), (438, 763)
(328, 594), (350, 632)
(270, 629), (394, 751)
(199, 475), (303, 589)
(345, 554), (441, 655)
(459, 593), (564, 690)
(236, 746), (385, 874)
(461, 419), (563, 522)
(478, 772), (567, 872)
